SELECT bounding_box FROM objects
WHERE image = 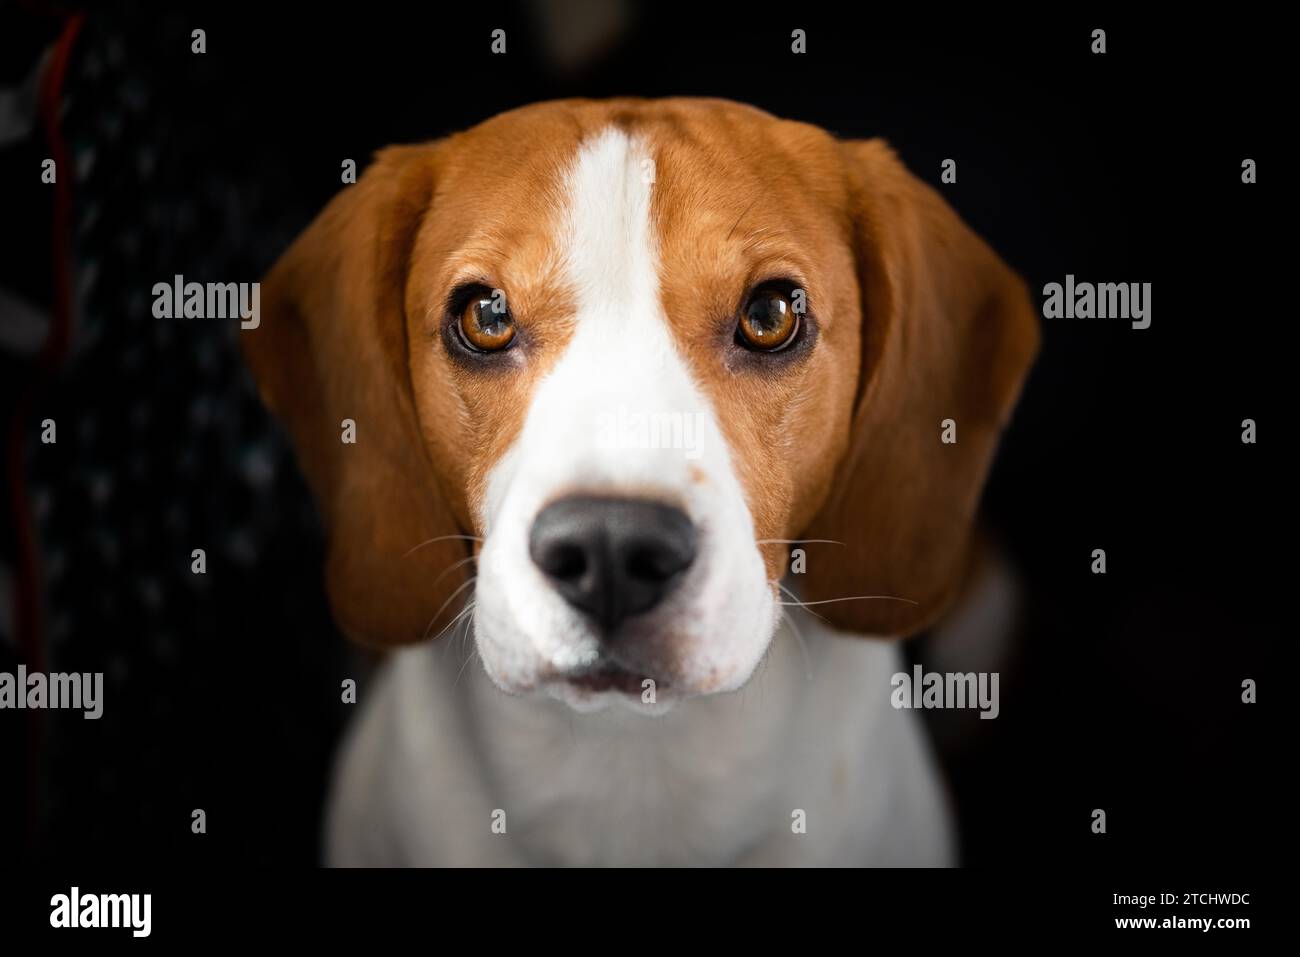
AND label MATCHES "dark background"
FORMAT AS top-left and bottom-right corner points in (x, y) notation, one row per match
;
(0, 3), (1284, 869)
